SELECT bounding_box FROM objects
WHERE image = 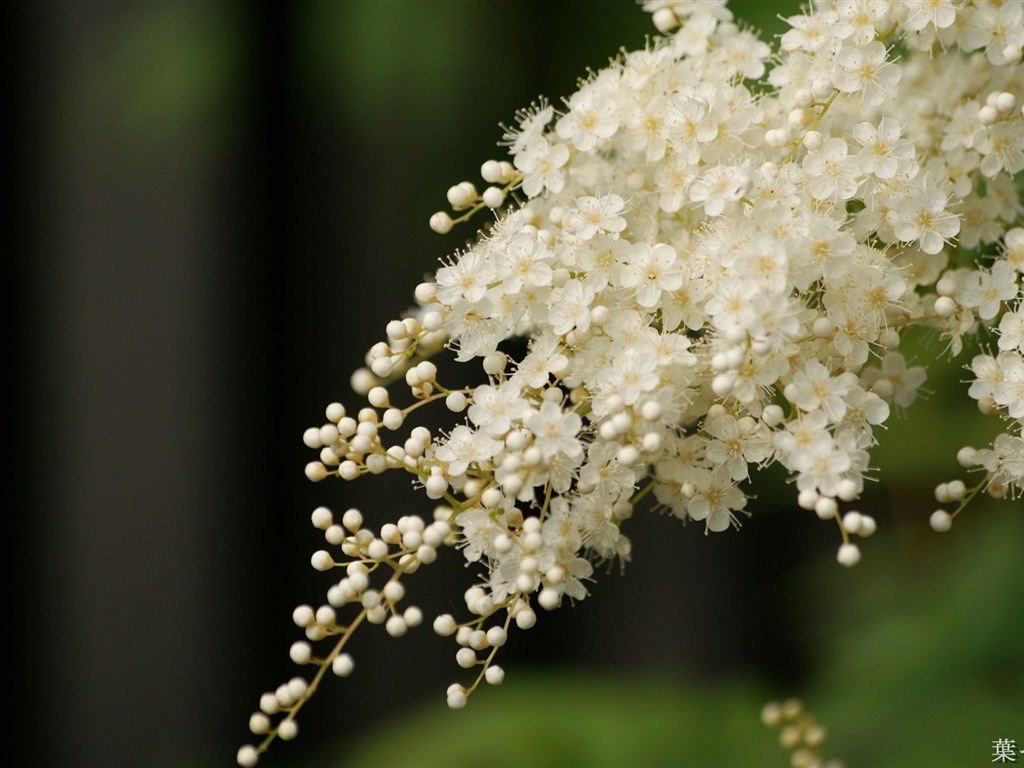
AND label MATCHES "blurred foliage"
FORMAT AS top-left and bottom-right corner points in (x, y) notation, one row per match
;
(90, 1), (247, 156)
